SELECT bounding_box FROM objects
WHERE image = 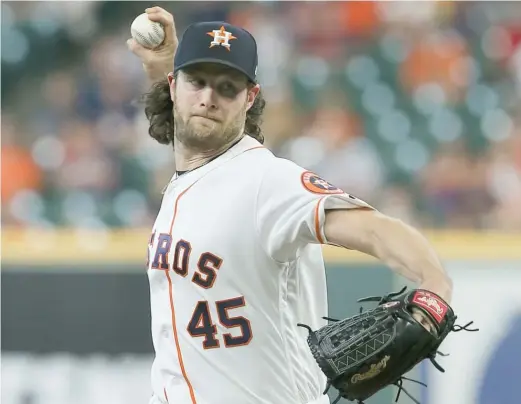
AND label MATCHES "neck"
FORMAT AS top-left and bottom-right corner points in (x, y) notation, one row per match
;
(173, 134), (244, 172)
